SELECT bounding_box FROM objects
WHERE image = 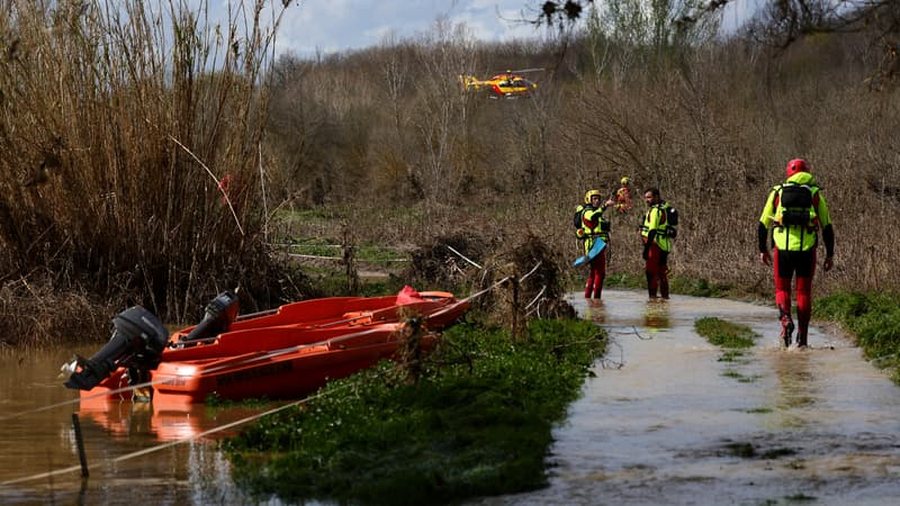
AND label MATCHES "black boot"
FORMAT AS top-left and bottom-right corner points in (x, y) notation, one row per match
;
(796, 328), (808, 348)
(779, 312), (794, 348)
